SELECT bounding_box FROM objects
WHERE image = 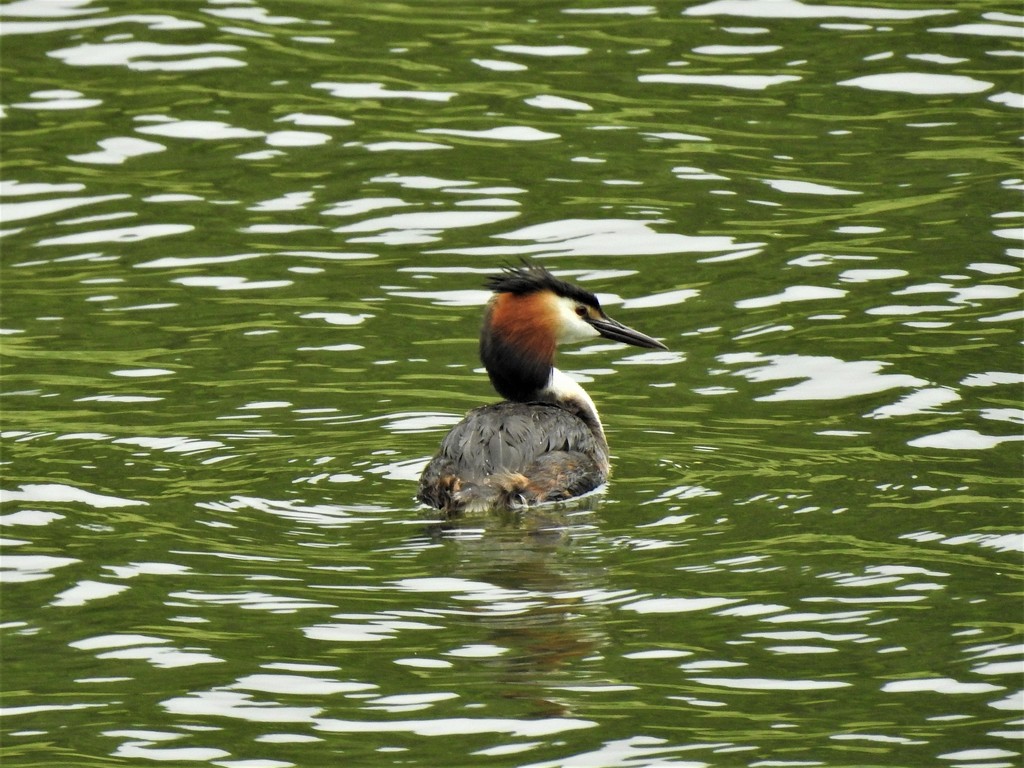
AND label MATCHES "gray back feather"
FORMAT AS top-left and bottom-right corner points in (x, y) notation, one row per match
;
(422, 401), (606, 483)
